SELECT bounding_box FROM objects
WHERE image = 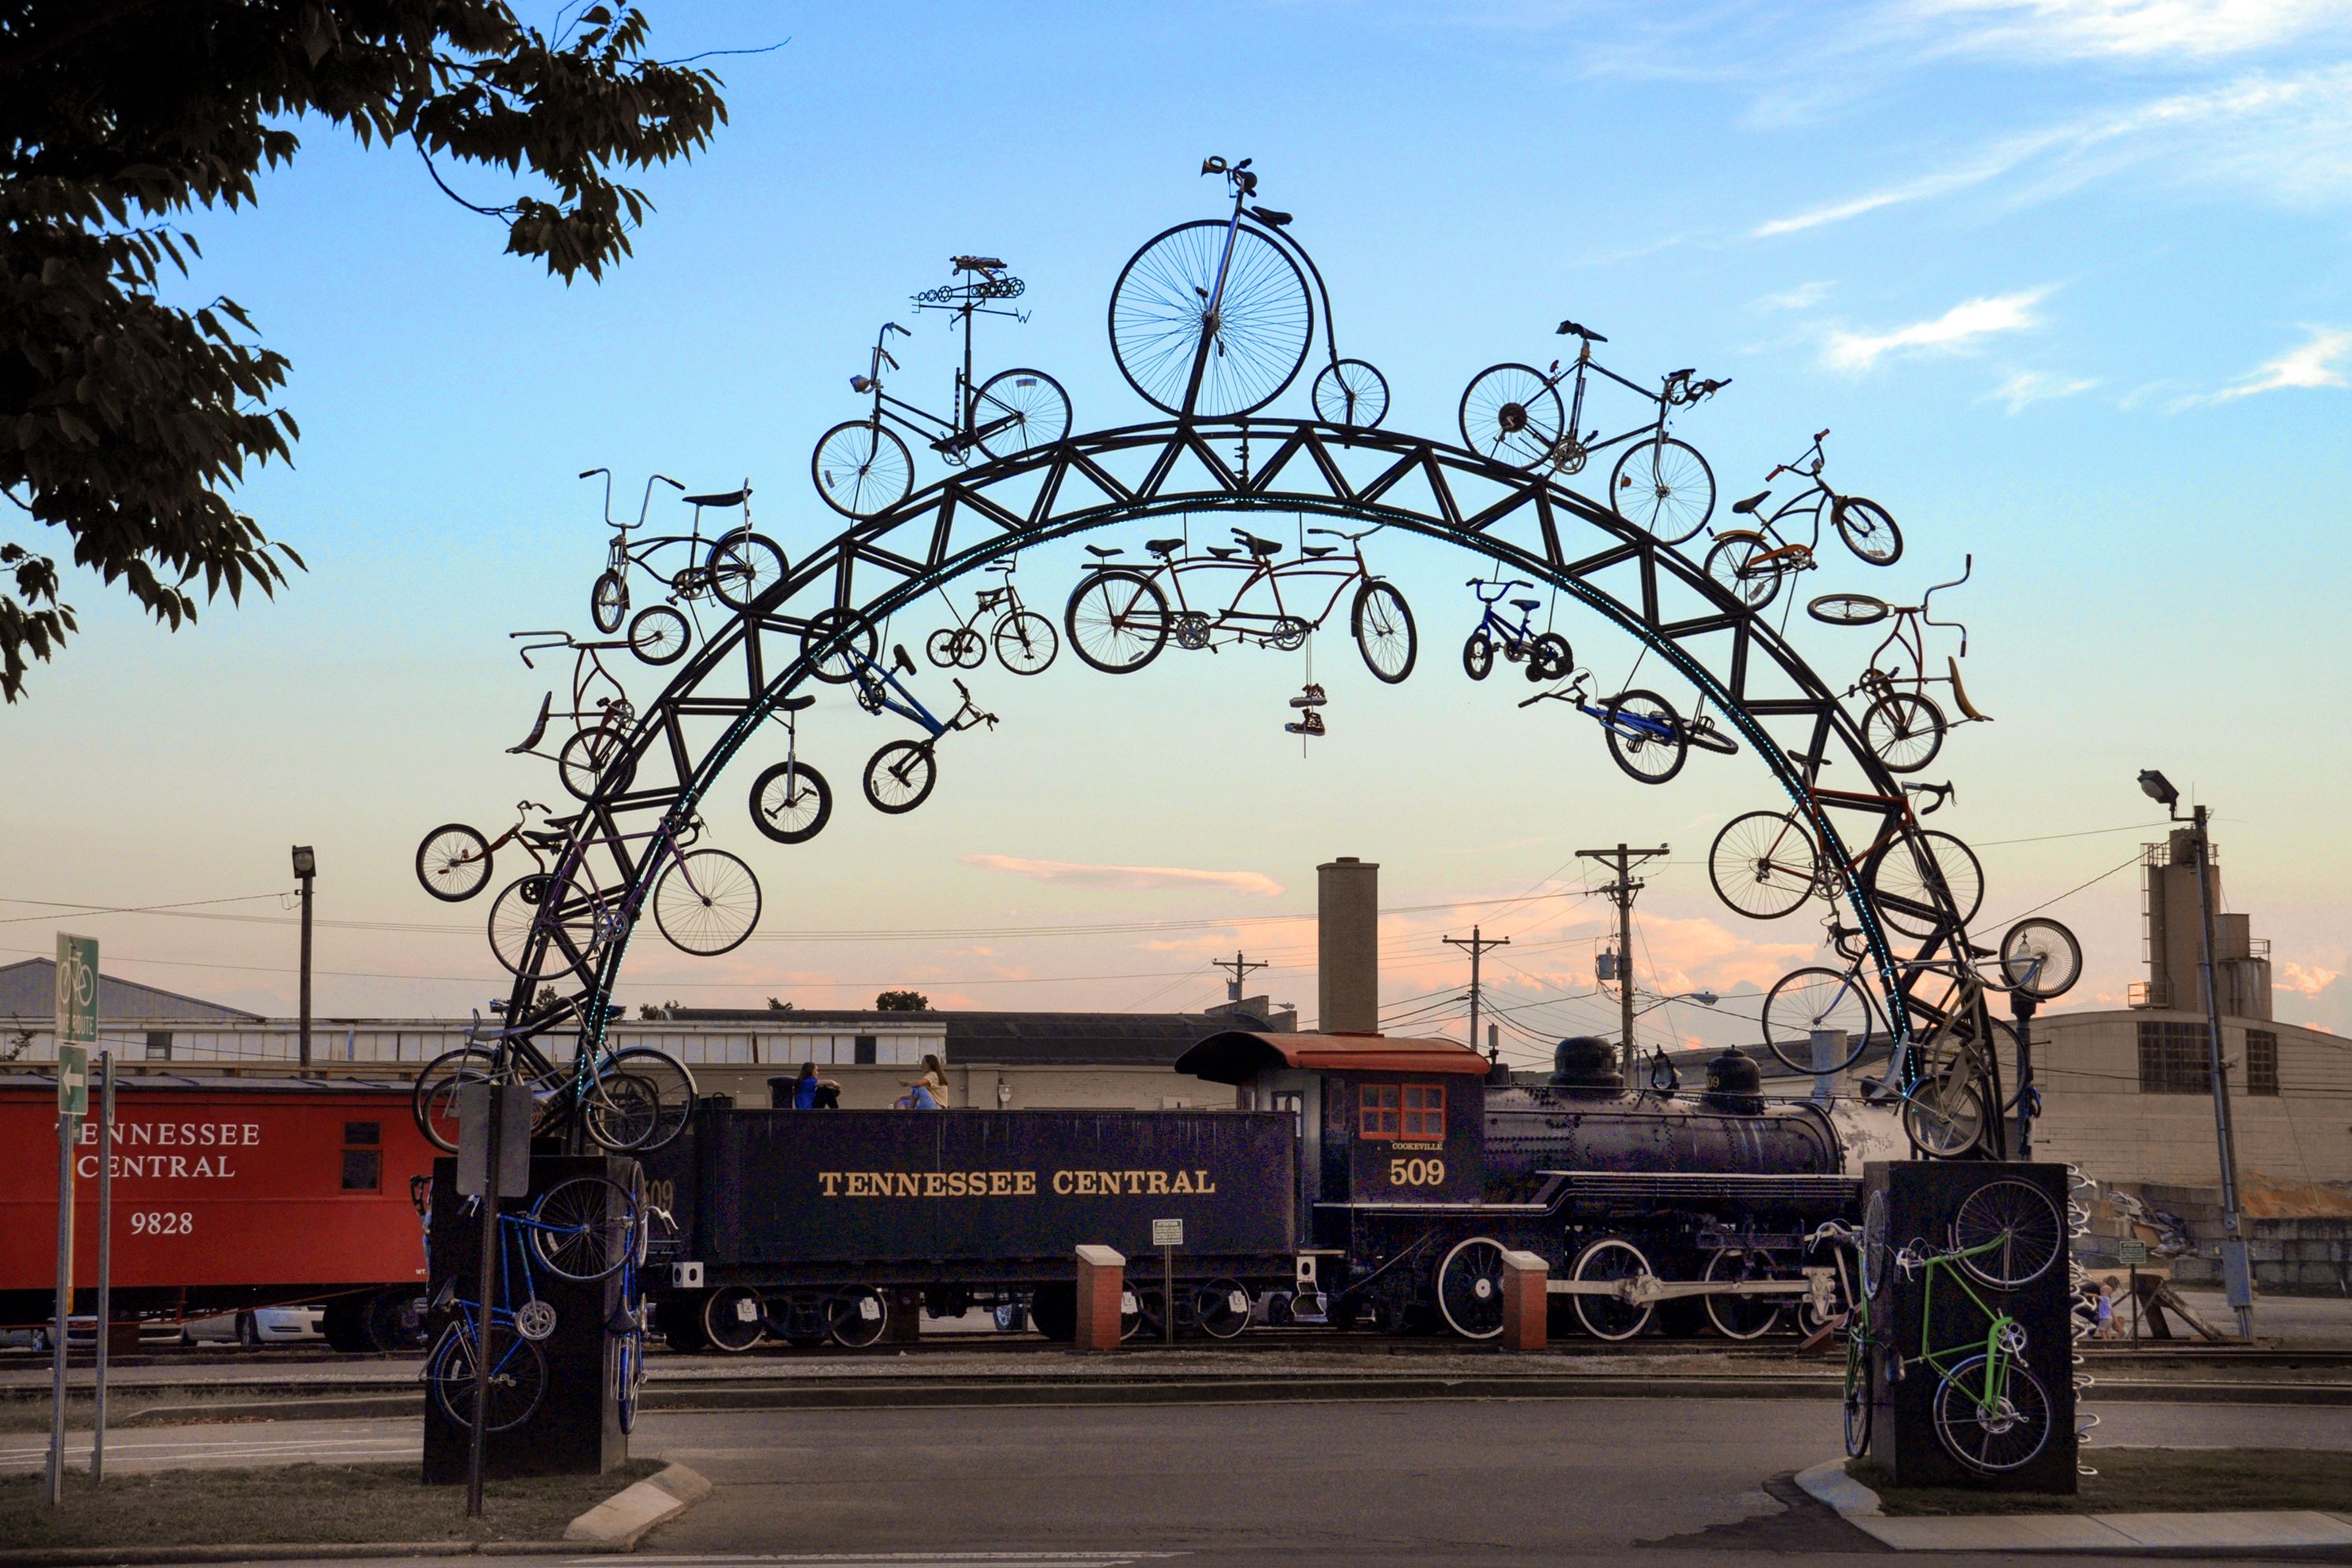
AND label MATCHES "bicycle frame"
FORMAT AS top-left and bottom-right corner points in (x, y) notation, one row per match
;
(1149, 526), (1377, 645)
(856, 302), (1031, 462)
(511, 632), (633, 742)
(1551, 338), (1681, 470)
(846, 644), (993, 740)
(1193, 157), (1353, 408)
(1469, 579), (1549, 653)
